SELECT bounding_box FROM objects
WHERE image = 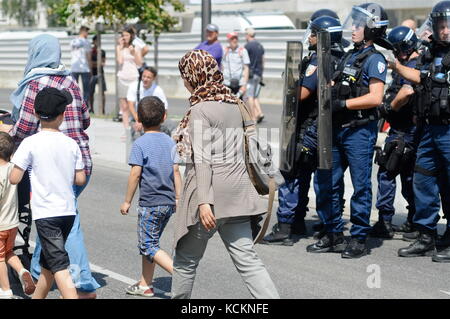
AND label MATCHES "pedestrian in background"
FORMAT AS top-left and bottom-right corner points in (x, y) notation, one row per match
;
(171, 50), (279, 299)
(245, 28), (265, 123)
(117, 26), (142, 131)
(10, 87), (86, 299)
(127, 66), (168, 140)
(71, 26), (92, 112)
(6, 34), (99, 299)
(194, 24), (223, 67)
(222, 32), (250, 98)
(0, 132), (35, 299)
(120, 96), (181, 297)
(89, 35), (106, 114)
